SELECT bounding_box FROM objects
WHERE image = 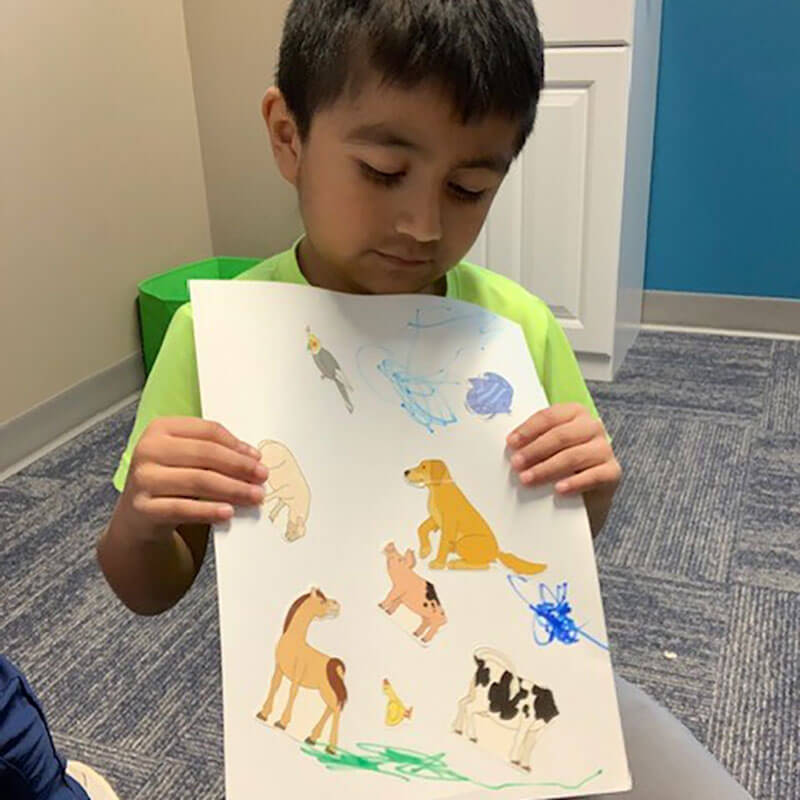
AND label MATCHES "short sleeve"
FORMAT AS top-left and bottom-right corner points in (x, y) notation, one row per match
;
(540, 305), (600, 419)
(112, 304), (202, 491)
